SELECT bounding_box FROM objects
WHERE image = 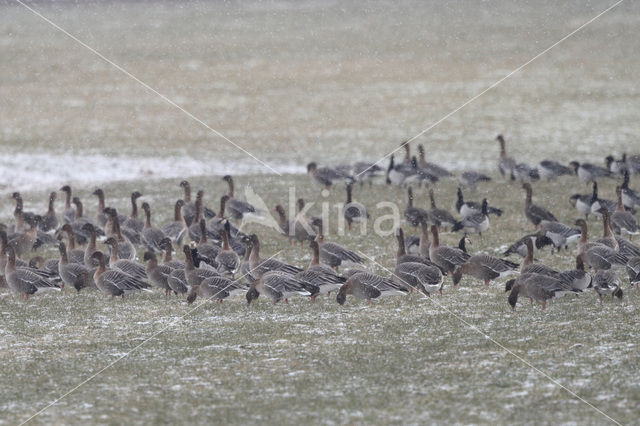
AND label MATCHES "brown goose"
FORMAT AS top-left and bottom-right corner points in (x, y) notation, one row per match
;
(336, 271), (408, 305)
(342, 183), (369, 231)
(57, 241), (91, 292)
(247, 234), (302, 279)
(523, 183), (557, 227)
(592, 270), (623, 302)
(429, 226), (470, 277)
(57, 224), (86, 264)
(222, 175), (257, 220)
(306, 162), (353, 190)
(143, 251), (172, 295)
(8, 215), (39, 258)
(506, 273), (578, 310)
(274, 204), (292, 244)
(453, 252), (519, 286)
(575, 219), (627, 271)
(595, 208), (619, 251)
(417, 144), (453, 178)
(612, 186), (639, 237)
(160, 238), (186, 270)
(141, 202), (166, 253)
(246, 271), (316, 304)
(395, 227), (444, 273)
(40, 192), (59, 233)
(187, 191), (216, 242)
(183, 244), (220, 289)
(497, 134), (516, 178)
(314, 220), (363, 271)
(215, 220), (240, 276)
(103, 208), (136, 261)
(104, 237), (147, 281)
(5, 246), (60, 298)
(161, 199), (188, 245)
(404, 187), (428, 227)
(168, 269), (188, 296)
(122, 191), (144, 235)
(393, 261), (443, 296)
(92, 188), (108, 227)
(294, 240), (346, 301)
(180, 181), (216, 227)
(293, 198), (317, 246)
(60, 185), (76, 224)
(194, 220), (221, 268)
(0, 231), (28, 278)
(91, 251), (150, 298)
(187, 275), (246, 304)
(427, 189), (456, 229)
(207, 195), (230, 236)
(81, 223), (101, 268)
(71, 197), (101, 234)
